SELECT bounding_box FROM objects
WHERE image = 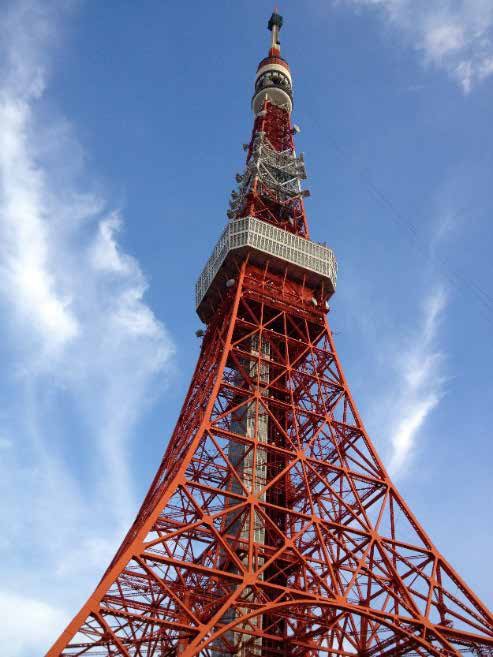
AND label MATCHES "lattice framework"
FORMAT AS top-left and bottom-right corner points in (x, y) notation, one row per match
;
(46, 11), (492, 657)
